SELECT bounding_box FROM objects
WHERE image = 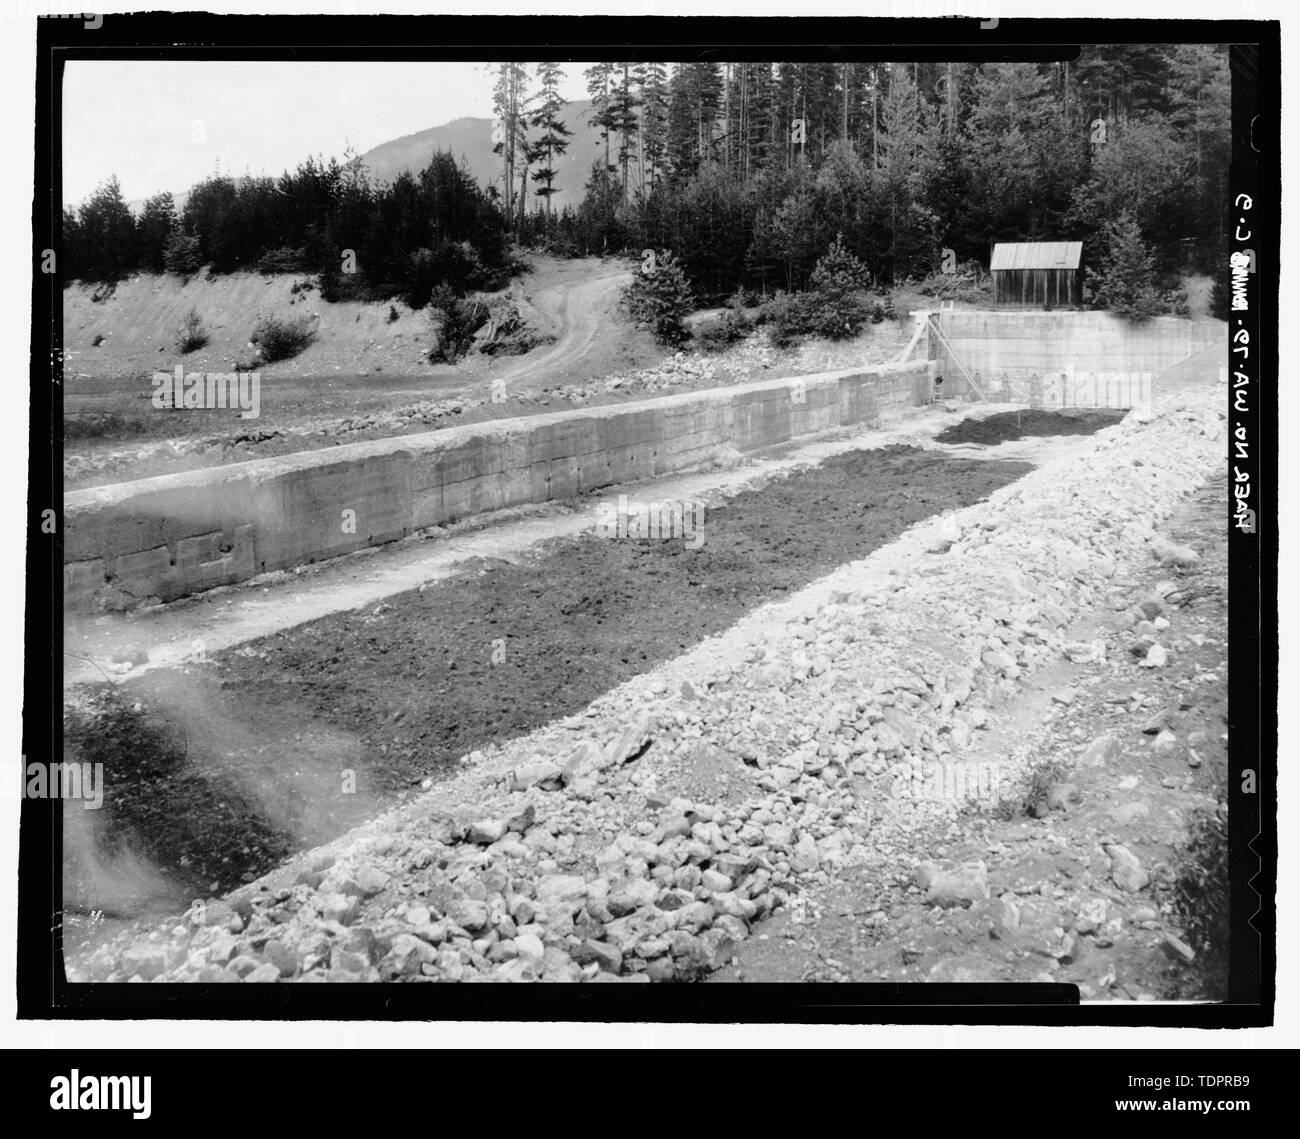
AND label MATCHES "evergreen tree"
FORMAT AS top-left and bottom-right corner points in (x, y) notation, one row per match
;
(491, 62), (531, 229)
(807, 233), (871, 339)
(134, 191), (176, 273)
(1086, 211), (1162, 322)
(1073, 44), (1173, 125)
(529, 61), (573, 218)
(690, 62), (725, 165)
(673, 164), (752, 301)
(1067, 116), (1191, 261)
(612, 62), (642, 198)
(639, 61), (671, 191)
(665, 64), (699, 177)
(622, 248), (694, 344)
(163, 230), (203, 277)
(813, 141), (872, 262)
(184, 170), (245, 271)
(959, 62), (1081, 252)
(1164, 43), (1231, 267)
(801, 62), (841, 161)
(744, 164), (800, 296)
(775, 63), (801, 169)
(61, 207), (83, 280)
(770, 176), (821, 290)
(874, 66), (940, 279)
(575, 161), (625, 253)
(666, 62), (723, 176)
(584, 62), (618, 174)
(75, 175), (136, 283)
(63, 53), (1231, 317)
(735, 62), (777, 177)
